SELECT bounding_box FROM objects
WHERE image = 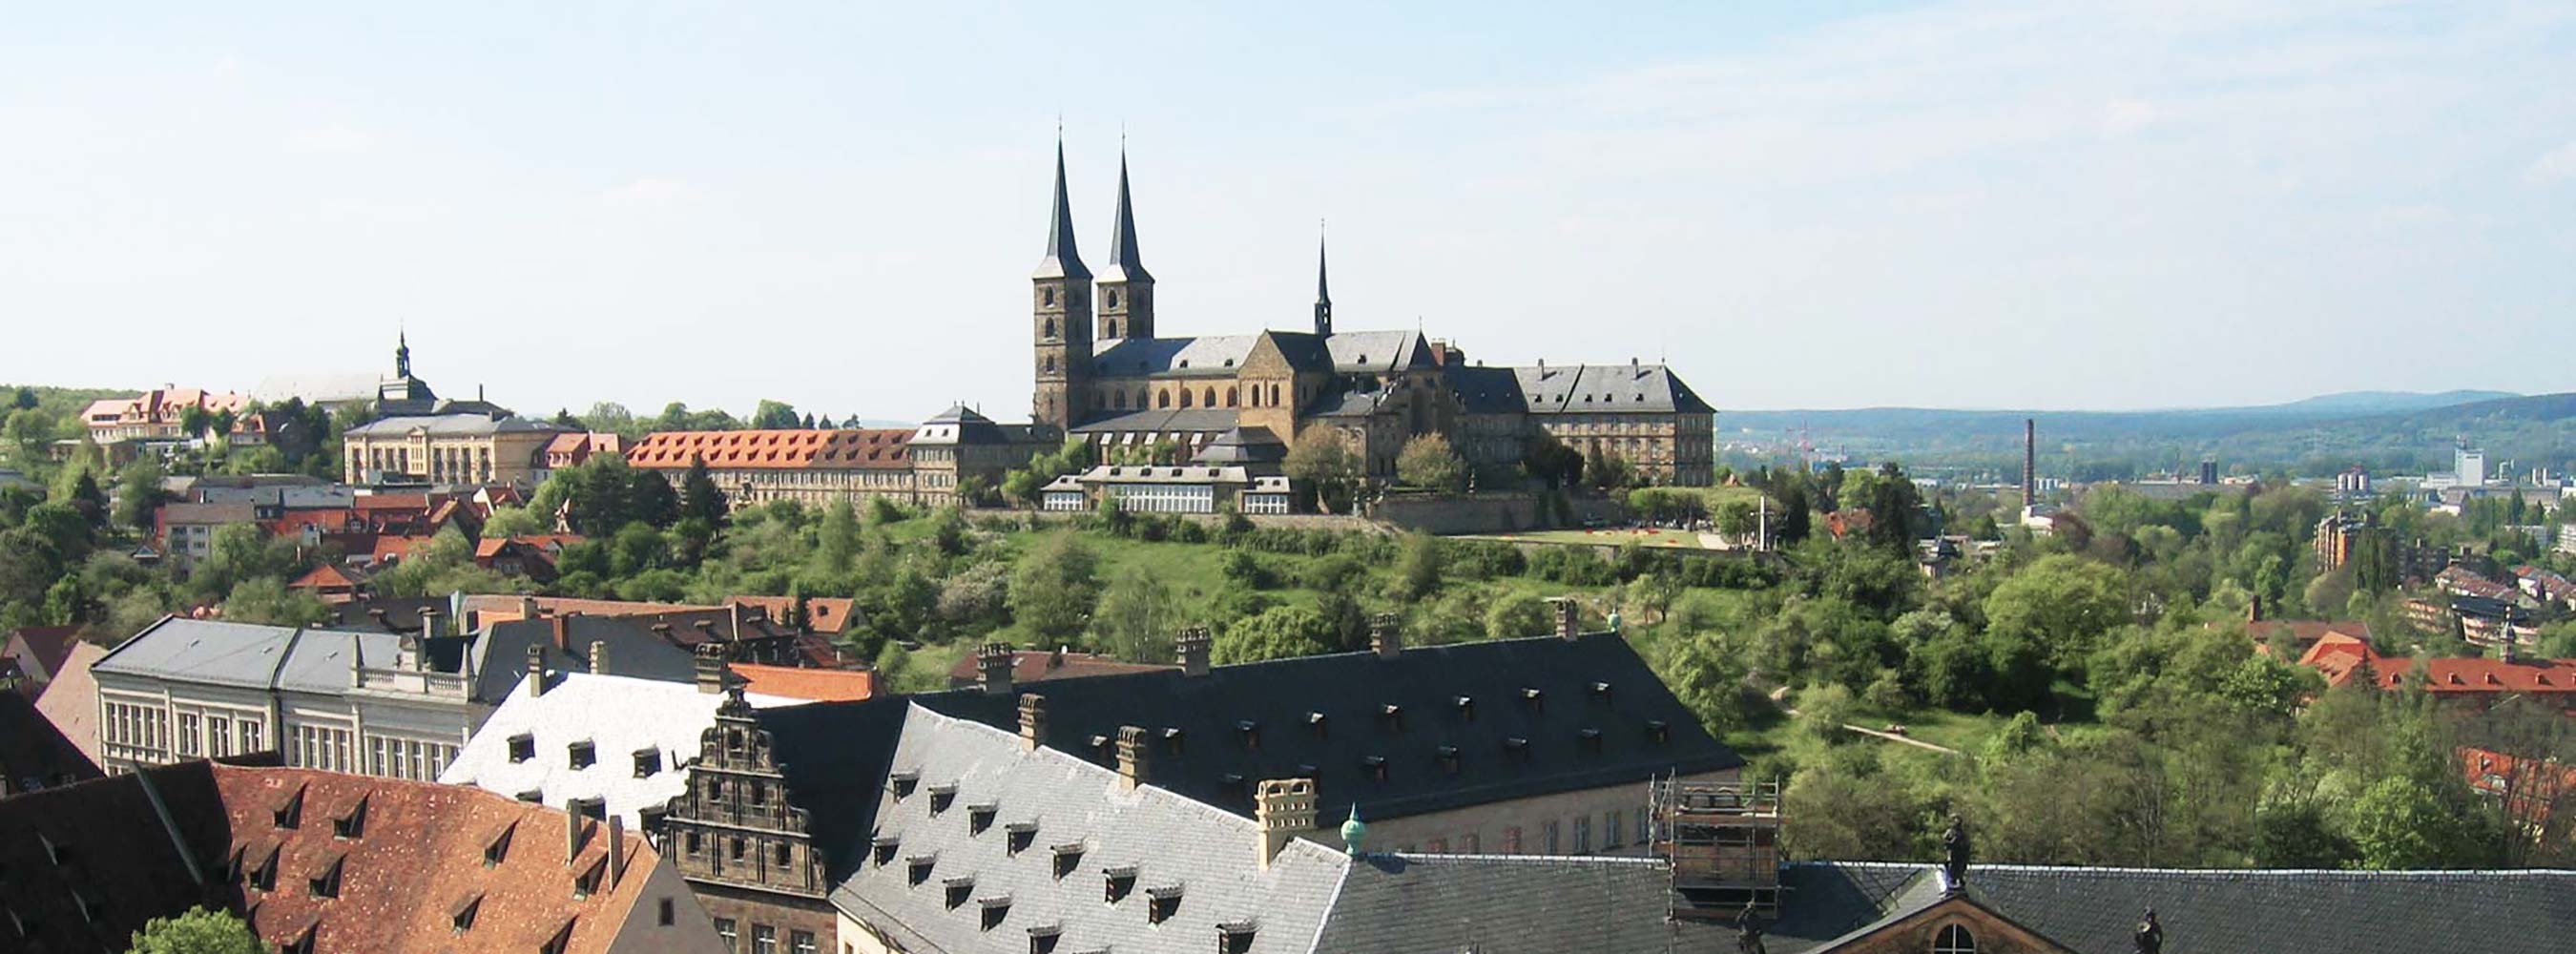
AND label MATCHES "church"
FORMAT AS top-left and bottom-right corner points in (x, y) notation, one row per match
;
(1027, 140), (1716, 487)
